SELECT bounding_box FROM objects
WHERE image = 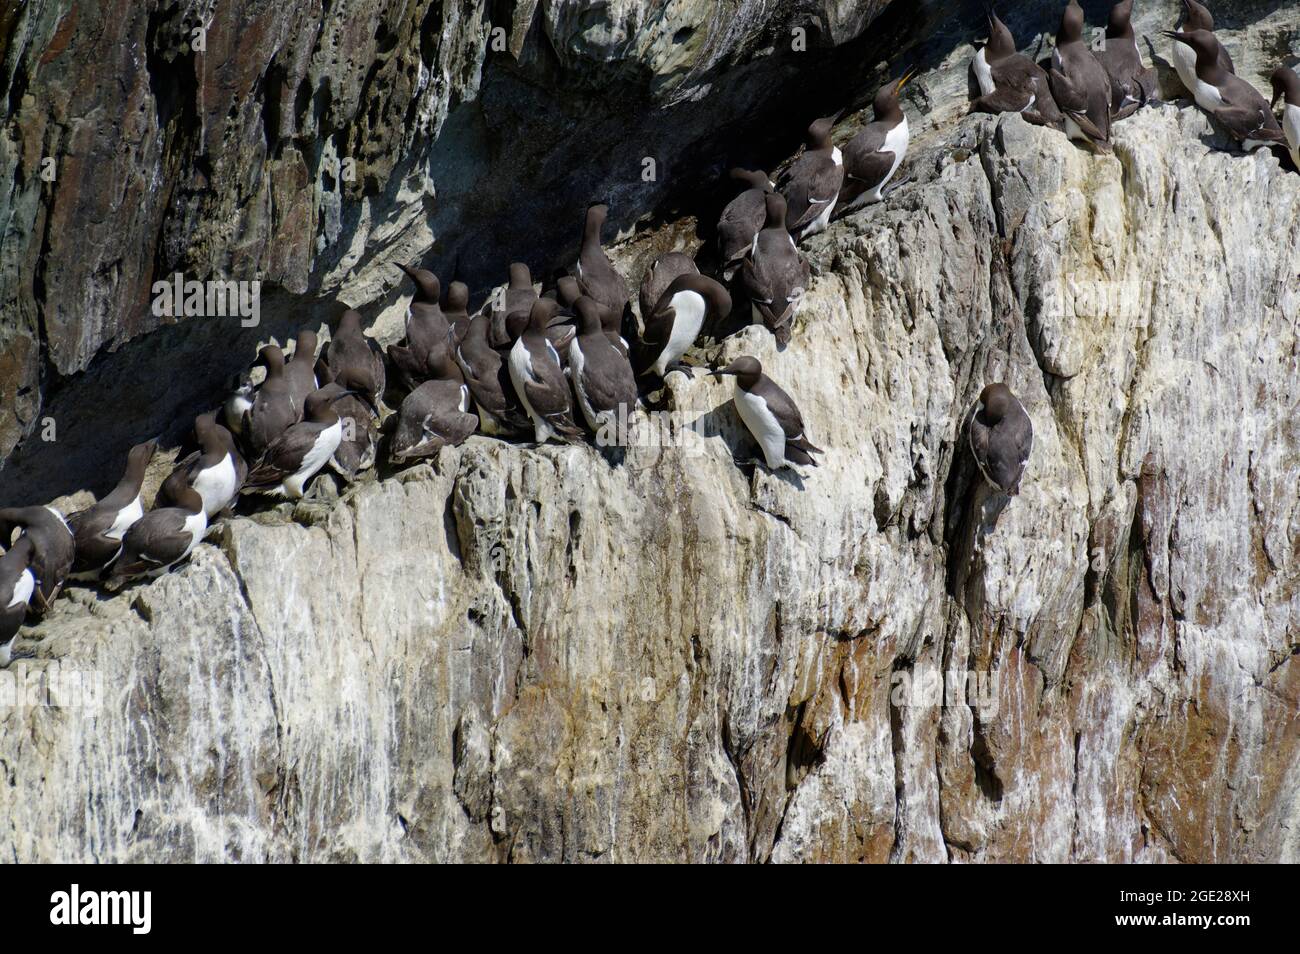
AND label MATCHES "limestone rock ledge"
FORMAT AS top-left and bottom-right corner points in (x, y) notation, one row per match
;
(3, 107), (1299, 862)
